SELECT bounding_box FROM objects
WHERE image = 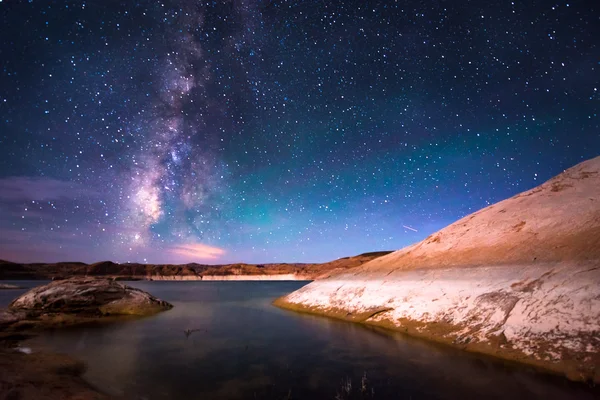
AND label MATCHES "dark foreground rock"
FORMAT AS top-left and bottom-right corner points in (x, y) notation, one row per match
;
(9, 277), (173, 318)
(0, 349), (109, 400)
(0, 278), (172, 399)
